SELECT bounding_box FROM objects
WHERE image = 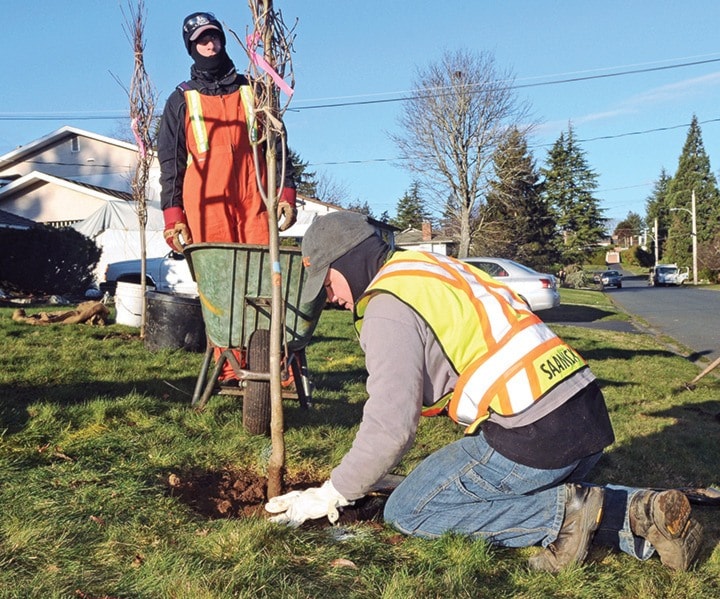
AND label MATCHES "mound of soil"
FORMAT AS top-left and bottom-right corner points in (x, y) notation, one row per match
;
(166, 467), (389, 525)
